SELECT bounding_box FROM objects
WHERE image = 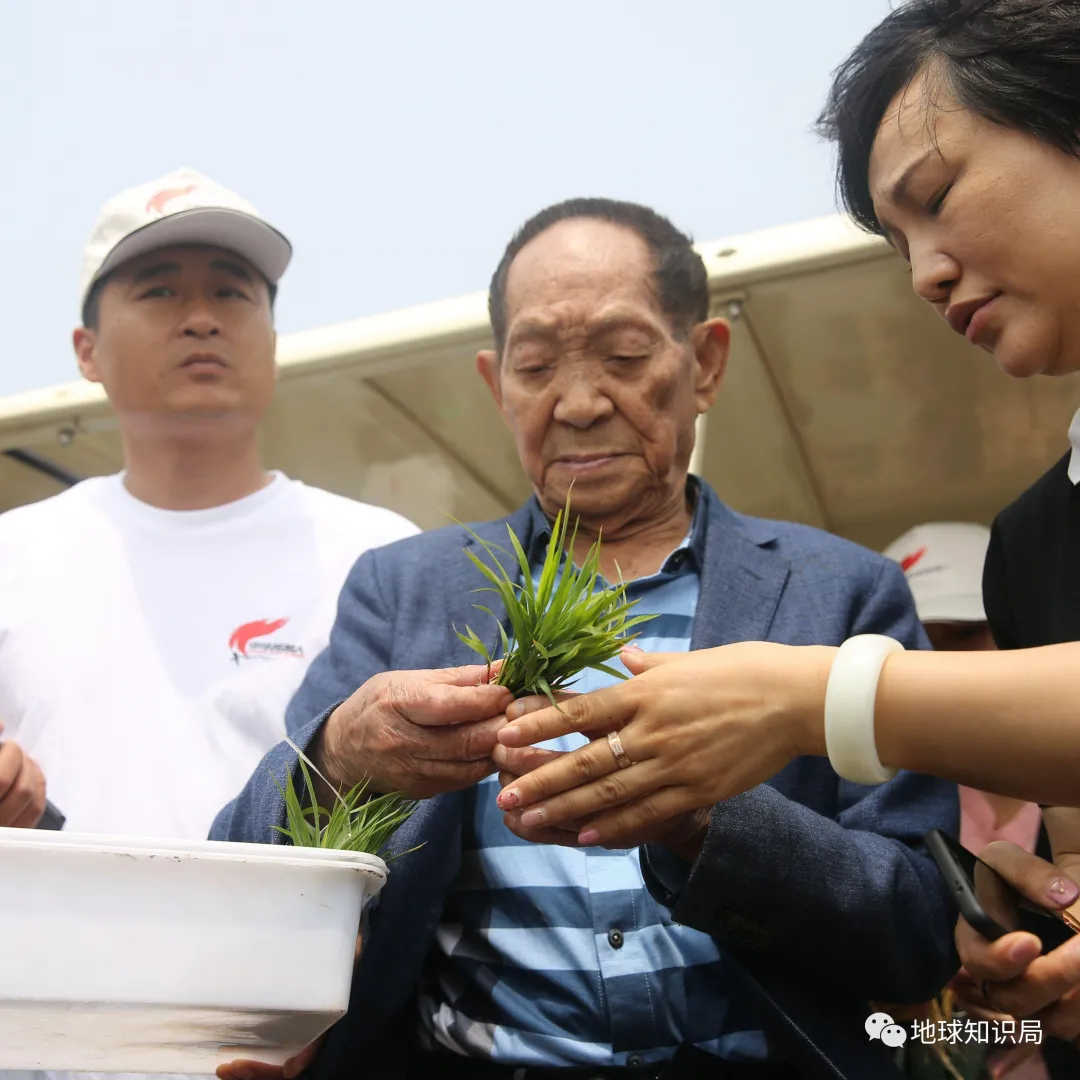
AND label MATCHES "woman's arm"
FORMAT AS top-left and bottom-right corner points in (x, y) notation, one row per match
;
(868, 644), (1080, 804)
(494, 641), (1080, 845)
